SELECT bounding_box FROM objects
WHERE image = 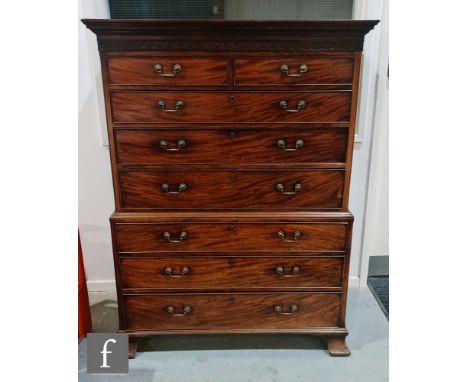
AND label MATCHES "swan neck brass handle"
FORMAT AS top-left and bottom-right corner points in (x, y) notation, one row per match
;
(164, 266), (190, 277)
(166, 305), (192, 316)
(277, 231), (303, 242)
(275, 266), (301, 277)
(154, 63), (182, 77)
(280, 64), (308, 77)
(160, 139), (186, 151)
(278, 100), (306, 113)
(163, 231), (188, 243)
(276, 139), (304, 151)
(276, 183), (302, 195)
(161, 183), (187, 194)
(274, 304), (299, 314)
(157, 100), (184, 112)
